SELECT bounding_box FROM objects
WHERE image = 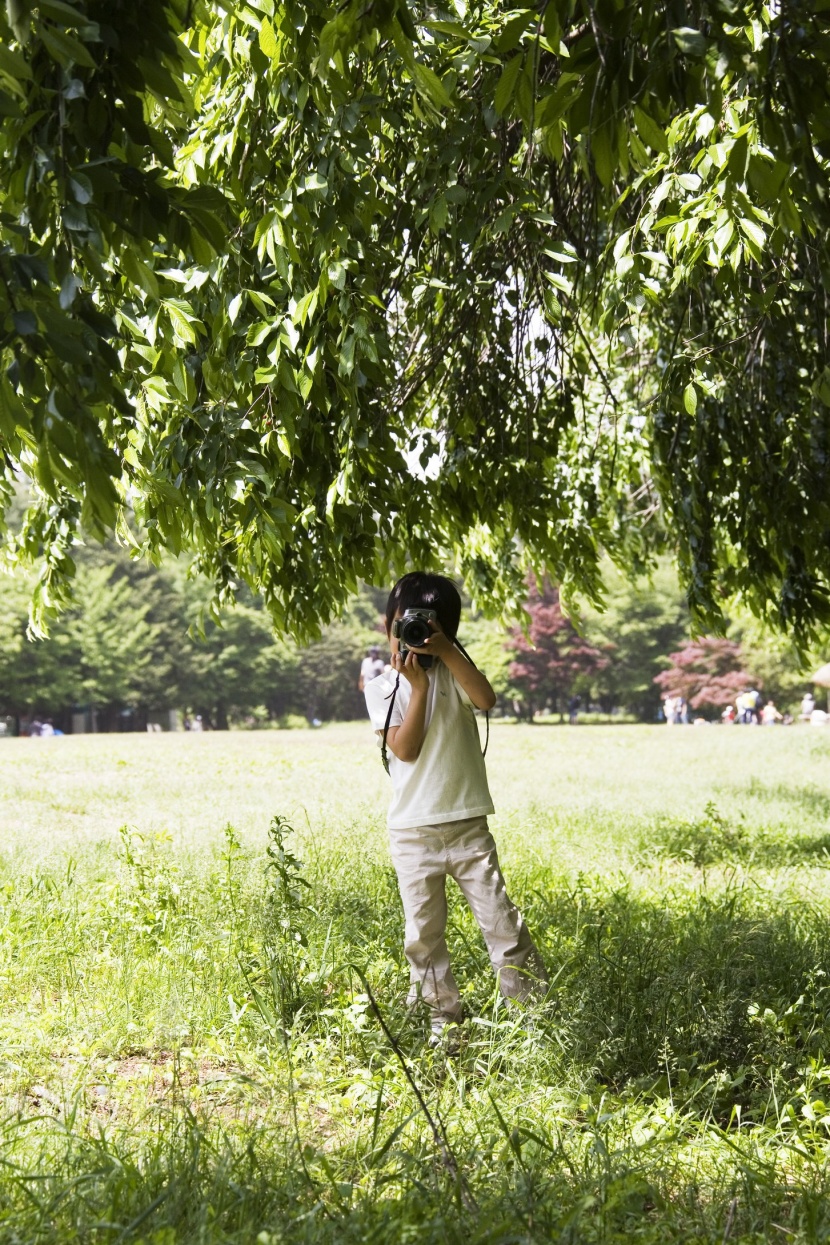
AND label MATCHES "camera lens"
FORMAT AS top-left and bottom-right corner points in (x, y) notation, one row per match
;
(401, 618), (430, 647)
